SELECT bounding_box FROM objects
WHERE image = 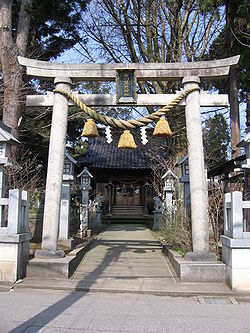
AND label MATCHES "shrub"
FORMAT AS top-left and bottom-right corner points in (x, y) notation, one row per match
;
(160, 204), (192, 256)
